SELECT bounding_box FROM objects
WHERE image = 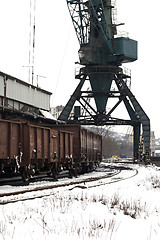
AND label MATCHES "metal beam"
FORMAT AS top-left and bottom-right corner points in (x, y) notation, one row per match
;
(58, 76), (86, 121)
(116, 76), (150, 156)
